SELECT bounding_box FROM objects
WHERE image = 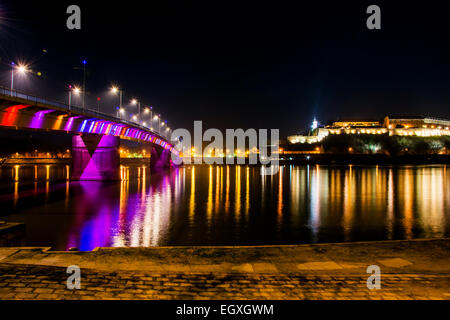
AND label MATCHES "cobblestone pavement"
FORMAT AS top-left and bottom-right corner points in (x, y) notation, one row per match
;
(0, 264), (449, 300)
